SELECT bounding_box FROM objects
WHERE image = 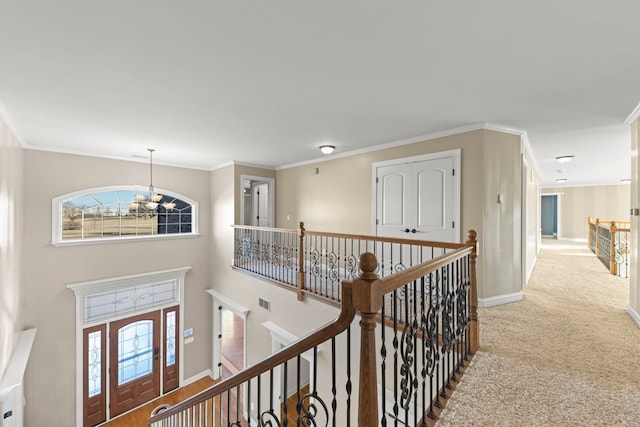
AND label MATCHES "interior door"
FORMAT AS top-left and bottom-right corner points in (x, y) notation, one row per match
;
(541, 195), (558, 237)
(109, 311), (161, 417)
(251, 182), (270, 226)
(163, 306), (180, 393)
(376, 157), (455, 242)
